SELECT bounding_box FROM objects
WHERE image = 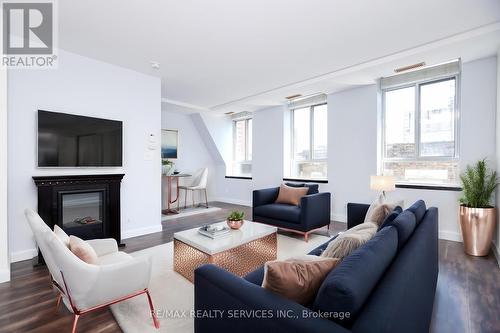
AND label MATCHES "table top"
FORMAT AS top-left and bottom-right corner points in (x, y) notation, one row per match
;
(173, 221), (277, 255)
(162, 173), (191, 178)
